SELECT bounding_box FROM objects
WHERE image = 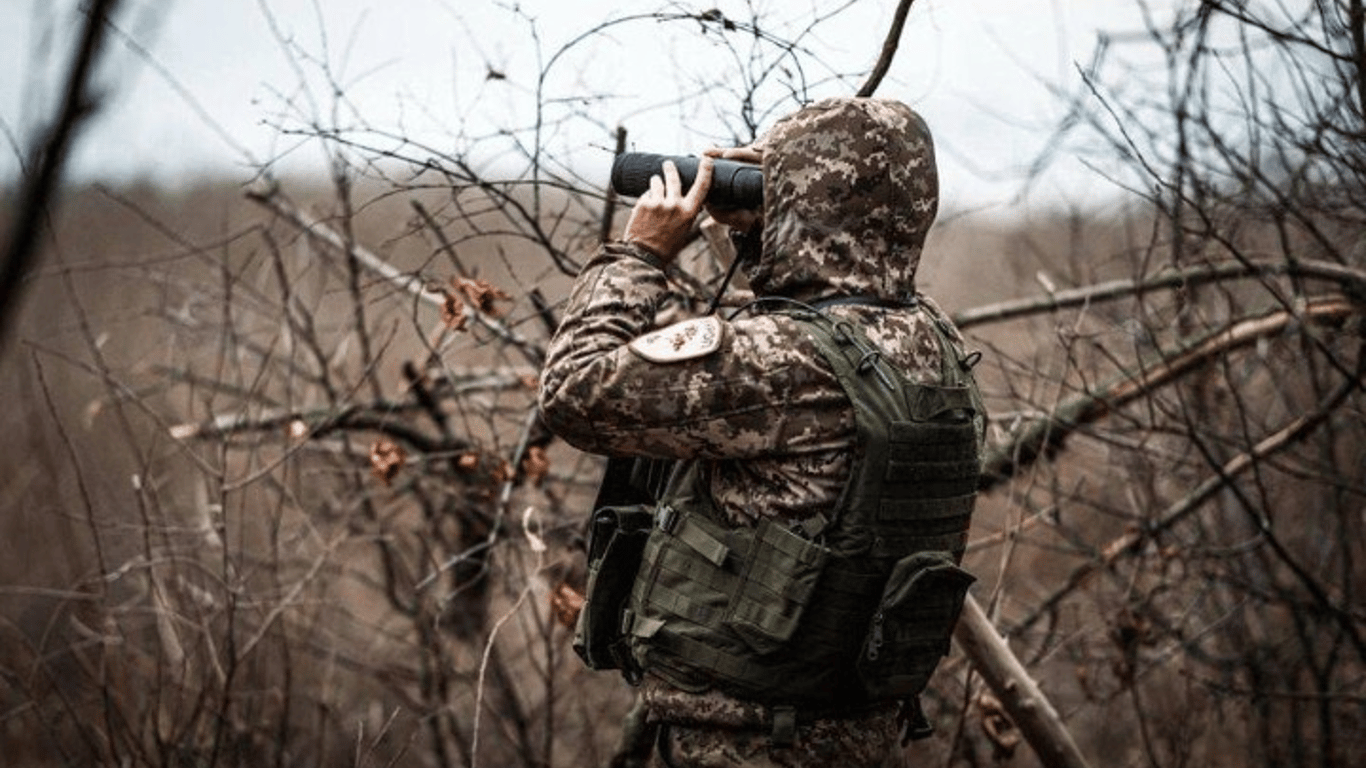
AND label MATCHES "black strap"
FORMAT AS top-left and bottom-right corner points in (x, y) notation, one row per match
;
(704, 227), (761, 316)
(898, 697), (934, 745)
(811, 293), (919, 311)
(770, 705), (797, 747)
